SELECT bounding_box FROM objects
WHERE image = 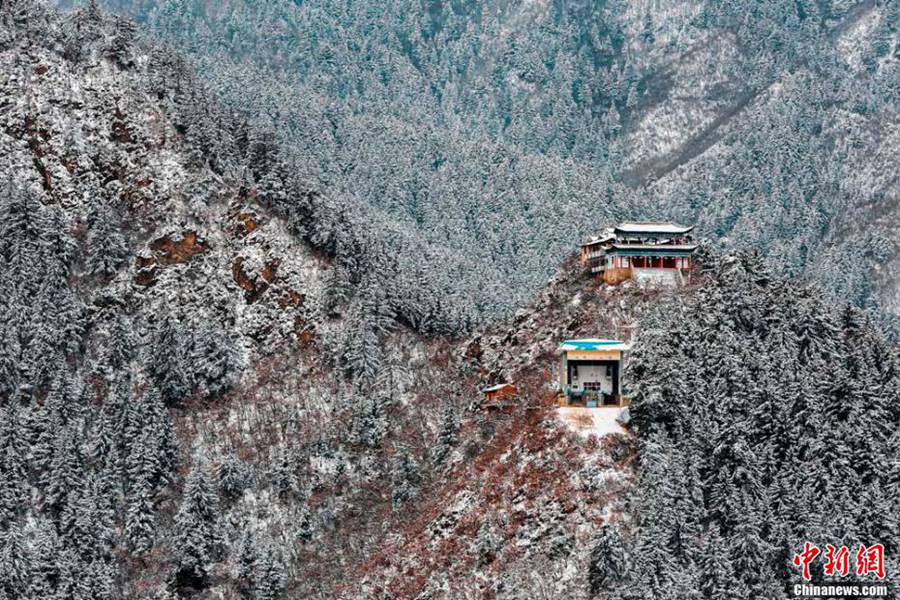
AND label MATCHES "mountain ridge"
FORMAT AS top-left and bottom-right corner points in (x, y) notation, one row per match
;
(2, 1), (900, 599)
(53, 0), (900, 329)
